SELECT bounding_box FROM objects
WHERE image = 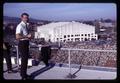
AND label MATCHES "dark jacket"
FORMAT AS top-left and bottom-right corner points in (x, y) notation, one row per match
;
(3, 42), (12, 53)
(41, 46), (51, 61)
